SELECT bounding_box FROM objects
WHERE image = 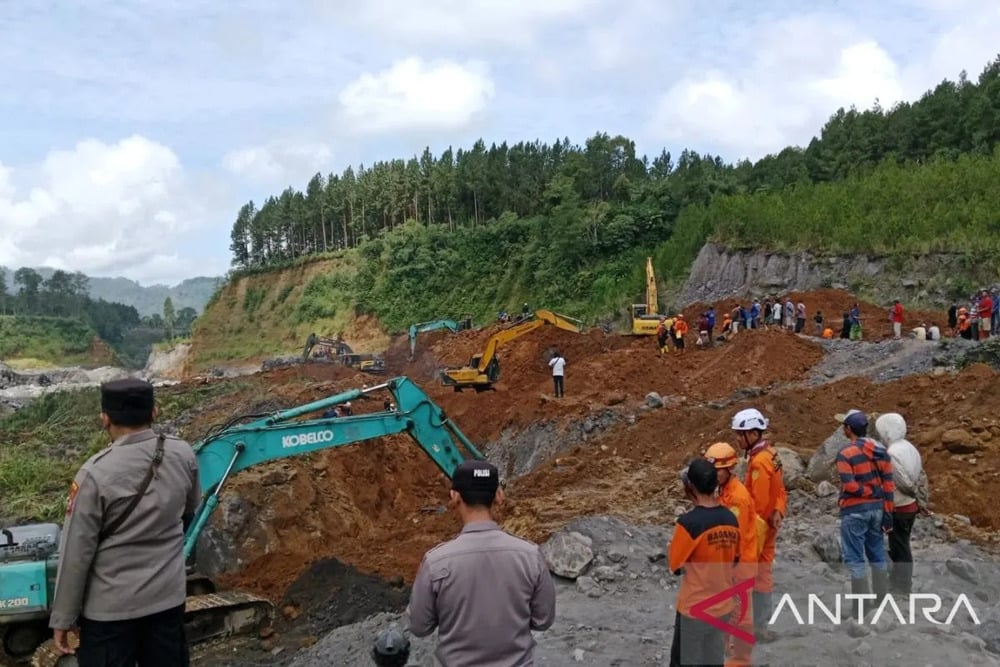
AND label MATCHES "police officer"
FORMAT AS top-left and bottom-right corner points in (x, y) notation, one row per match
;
(49, 378), (201, 666)
(408, 460), (556, 666)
